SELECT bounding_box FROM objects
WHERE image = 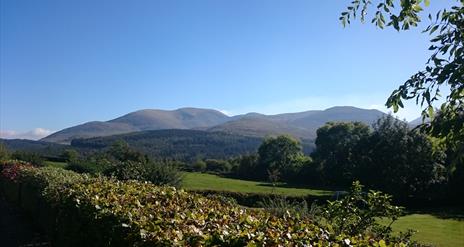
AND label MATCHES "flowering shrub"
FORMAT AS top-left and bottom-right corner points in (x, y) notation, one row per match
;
(0, 160), (32, 181)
